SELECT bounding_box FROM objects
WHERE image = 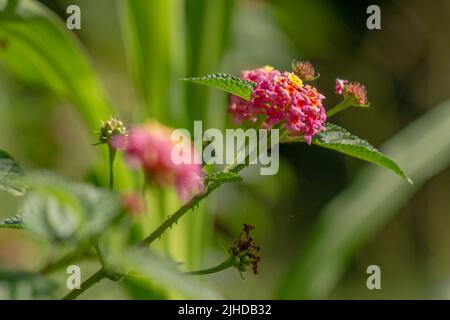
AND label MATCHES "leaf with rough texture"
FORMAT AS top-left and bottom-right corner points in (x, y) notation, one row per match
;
(0, 214), (24, 229)
(0, 150), (25, 196)
(183, 73), (254, 100)
(21, 172), (121, 243)
(313, 123), (412, 183)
